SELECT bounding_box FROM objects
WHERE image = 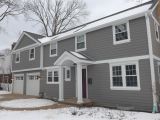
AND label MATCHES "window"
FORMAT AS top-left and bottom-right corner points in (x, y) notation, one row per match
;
(15, 52), (20, 63)
(50, 43), (57, 57)
(110, 62), (140, 90)
(113, 22), (130, 45)
(47, 68), (59, 84)
(14, 74), (24, 80)
(75, 34), (86, 51)
(29, 48), (35, 60)
(28, 75), (39, 80)
(64, 67), (71, 81)
(154, 22), (160, 42)
(158, 63), (160, 84)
